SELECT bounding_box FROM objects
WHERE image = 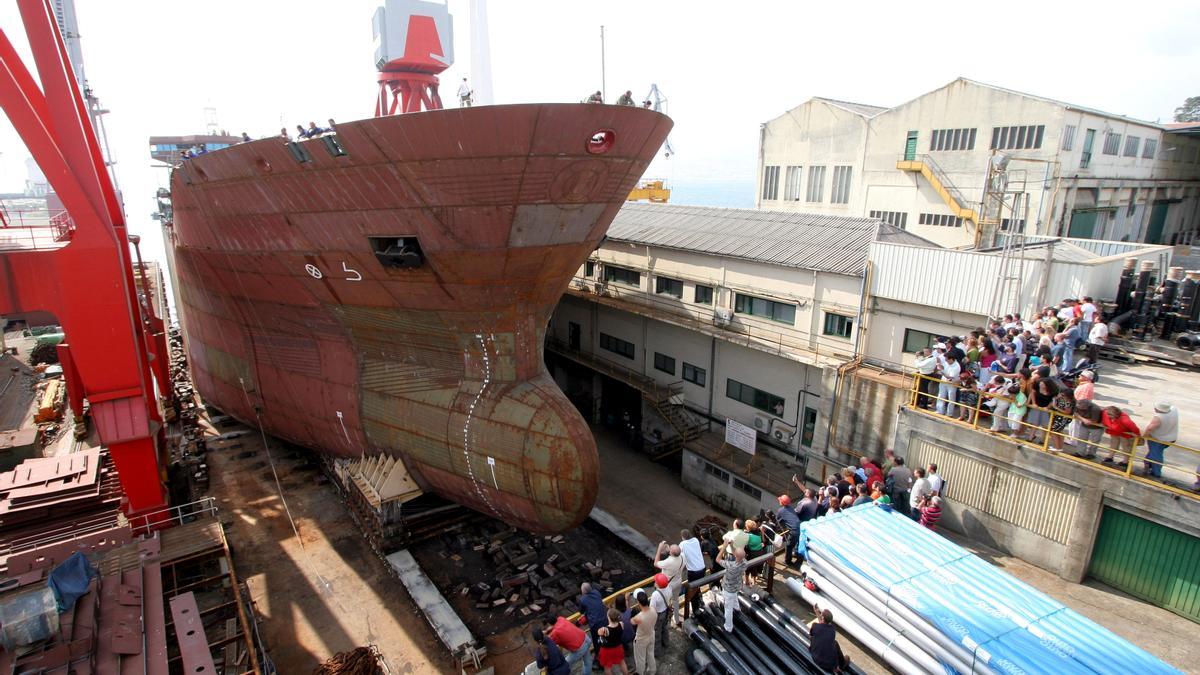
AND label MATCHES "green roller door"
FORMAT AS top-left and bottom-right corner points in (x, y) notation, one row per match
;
(1088, 507), (1200, 622)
